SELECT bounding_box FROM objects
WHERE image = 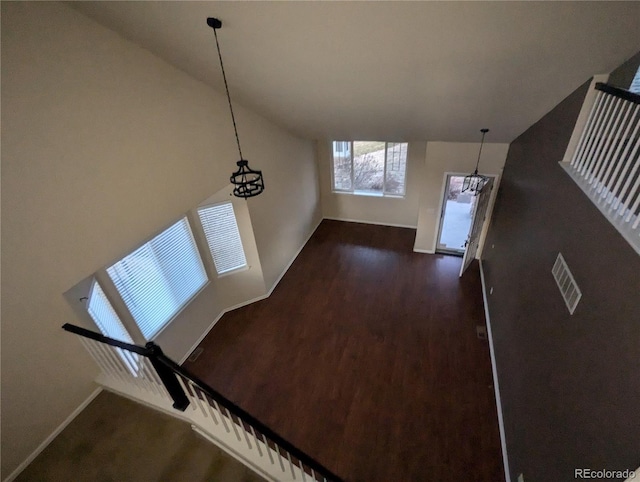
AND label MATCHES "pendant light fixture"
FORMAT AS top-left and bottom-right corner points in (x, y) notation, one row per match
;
(462, 128), (490, 195)
(207, 17), (264, 199)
